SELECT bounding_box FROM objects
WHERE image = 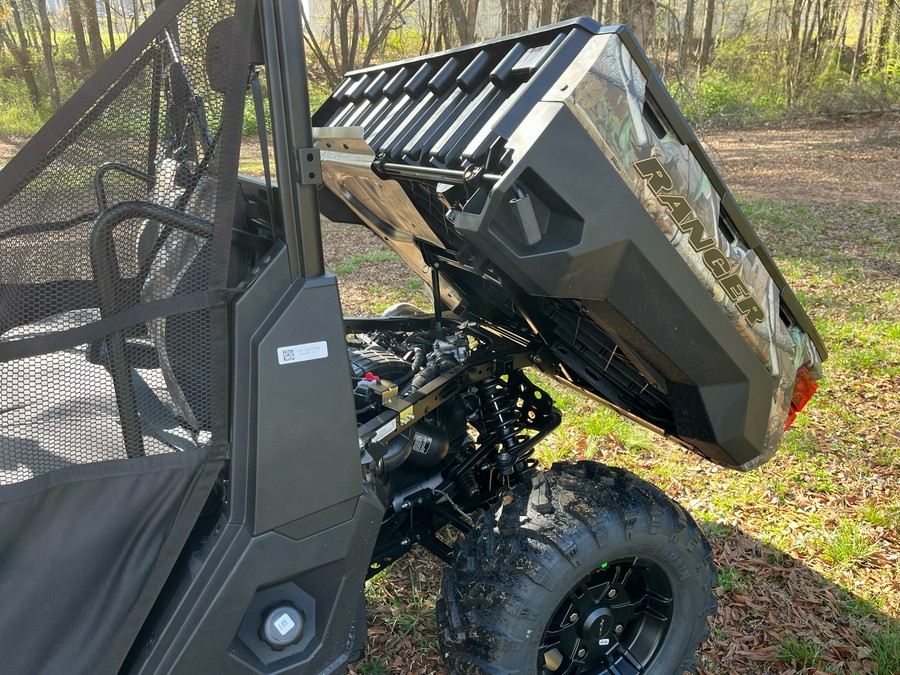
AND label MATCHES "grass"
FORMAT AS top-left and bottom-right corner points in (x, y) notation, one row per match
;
(333, 187), (900, 672)
(871, 624), (900, 675)
(328, 250), (400, 276)
(357, 558), (442, 671)
(822, 519), (882, 566)
(355, 658), (389, 675)
(778, 635), (825, 671)
(716, 566), (745, 593)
